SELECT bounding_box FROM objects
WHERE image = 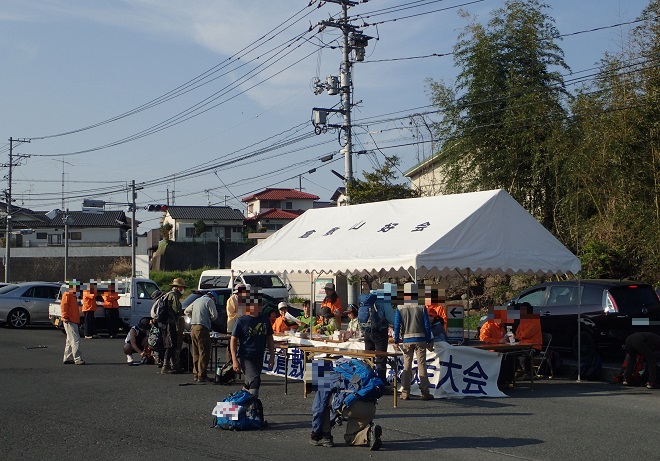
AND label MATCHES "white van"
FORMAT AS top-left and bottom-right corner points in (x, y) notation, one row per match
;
(198, 269), (289, 302)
